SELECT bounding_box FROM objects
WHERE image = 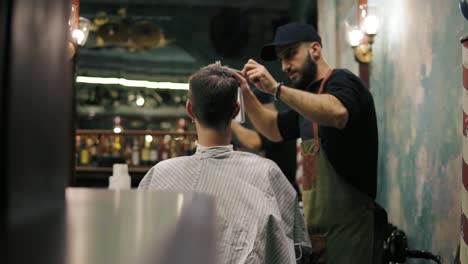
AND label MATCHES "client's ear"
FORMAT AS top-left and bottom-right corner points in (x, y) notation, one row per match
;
(232, 102), (240, 119)
(186, 100), (196, 122)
